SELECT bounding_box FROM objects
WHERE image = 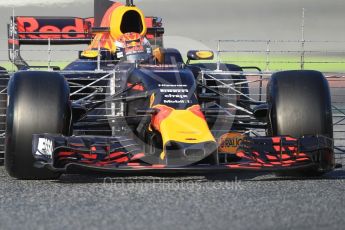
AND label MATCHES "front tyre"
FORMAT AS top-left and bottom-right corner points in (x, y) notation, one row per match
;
(267, 70), (334, 176)
(5, 71), (71, 179)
